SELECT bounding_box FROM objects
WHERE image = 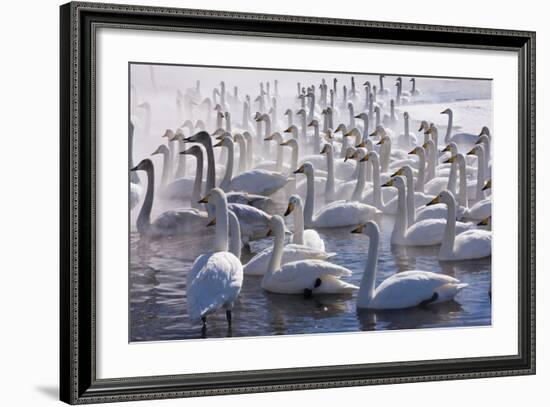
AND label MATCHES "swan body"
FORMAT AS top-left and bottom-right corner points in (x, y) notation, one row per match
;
(285, 194), (326, 251)
(261, 216), (358, 295)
